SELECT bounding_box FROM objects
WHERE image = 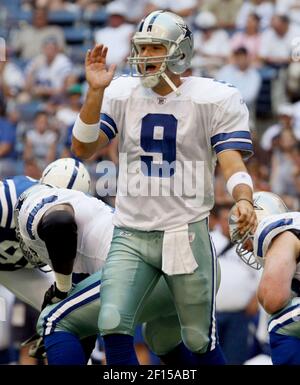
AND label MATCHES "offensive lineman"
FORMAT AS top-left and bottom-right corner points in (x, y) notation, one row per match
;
(71, 10), (257, 365)
(0, 158), (91, 311)
(230, 191), (300, 365)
